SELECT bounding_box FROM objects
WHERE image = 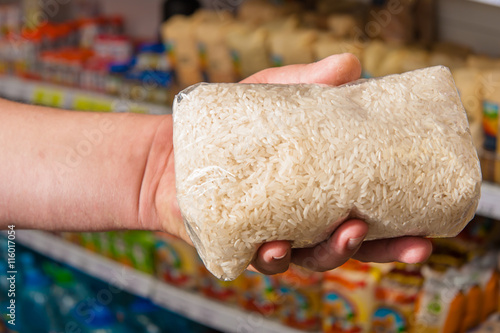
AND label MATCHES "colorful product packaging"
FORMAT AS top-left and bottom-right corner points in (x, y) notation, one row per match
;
(276, 265), (323, 331)
(124, 231), (155, 275)
(414, 266), (466, 333)
(109, 231), (133, 267)
(155, 232), (201, 289)
(236, 270), (281, 318)
(199, 266), (241, 304)
(372, 264), (423, 333)
(322, 260), (379, 333)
